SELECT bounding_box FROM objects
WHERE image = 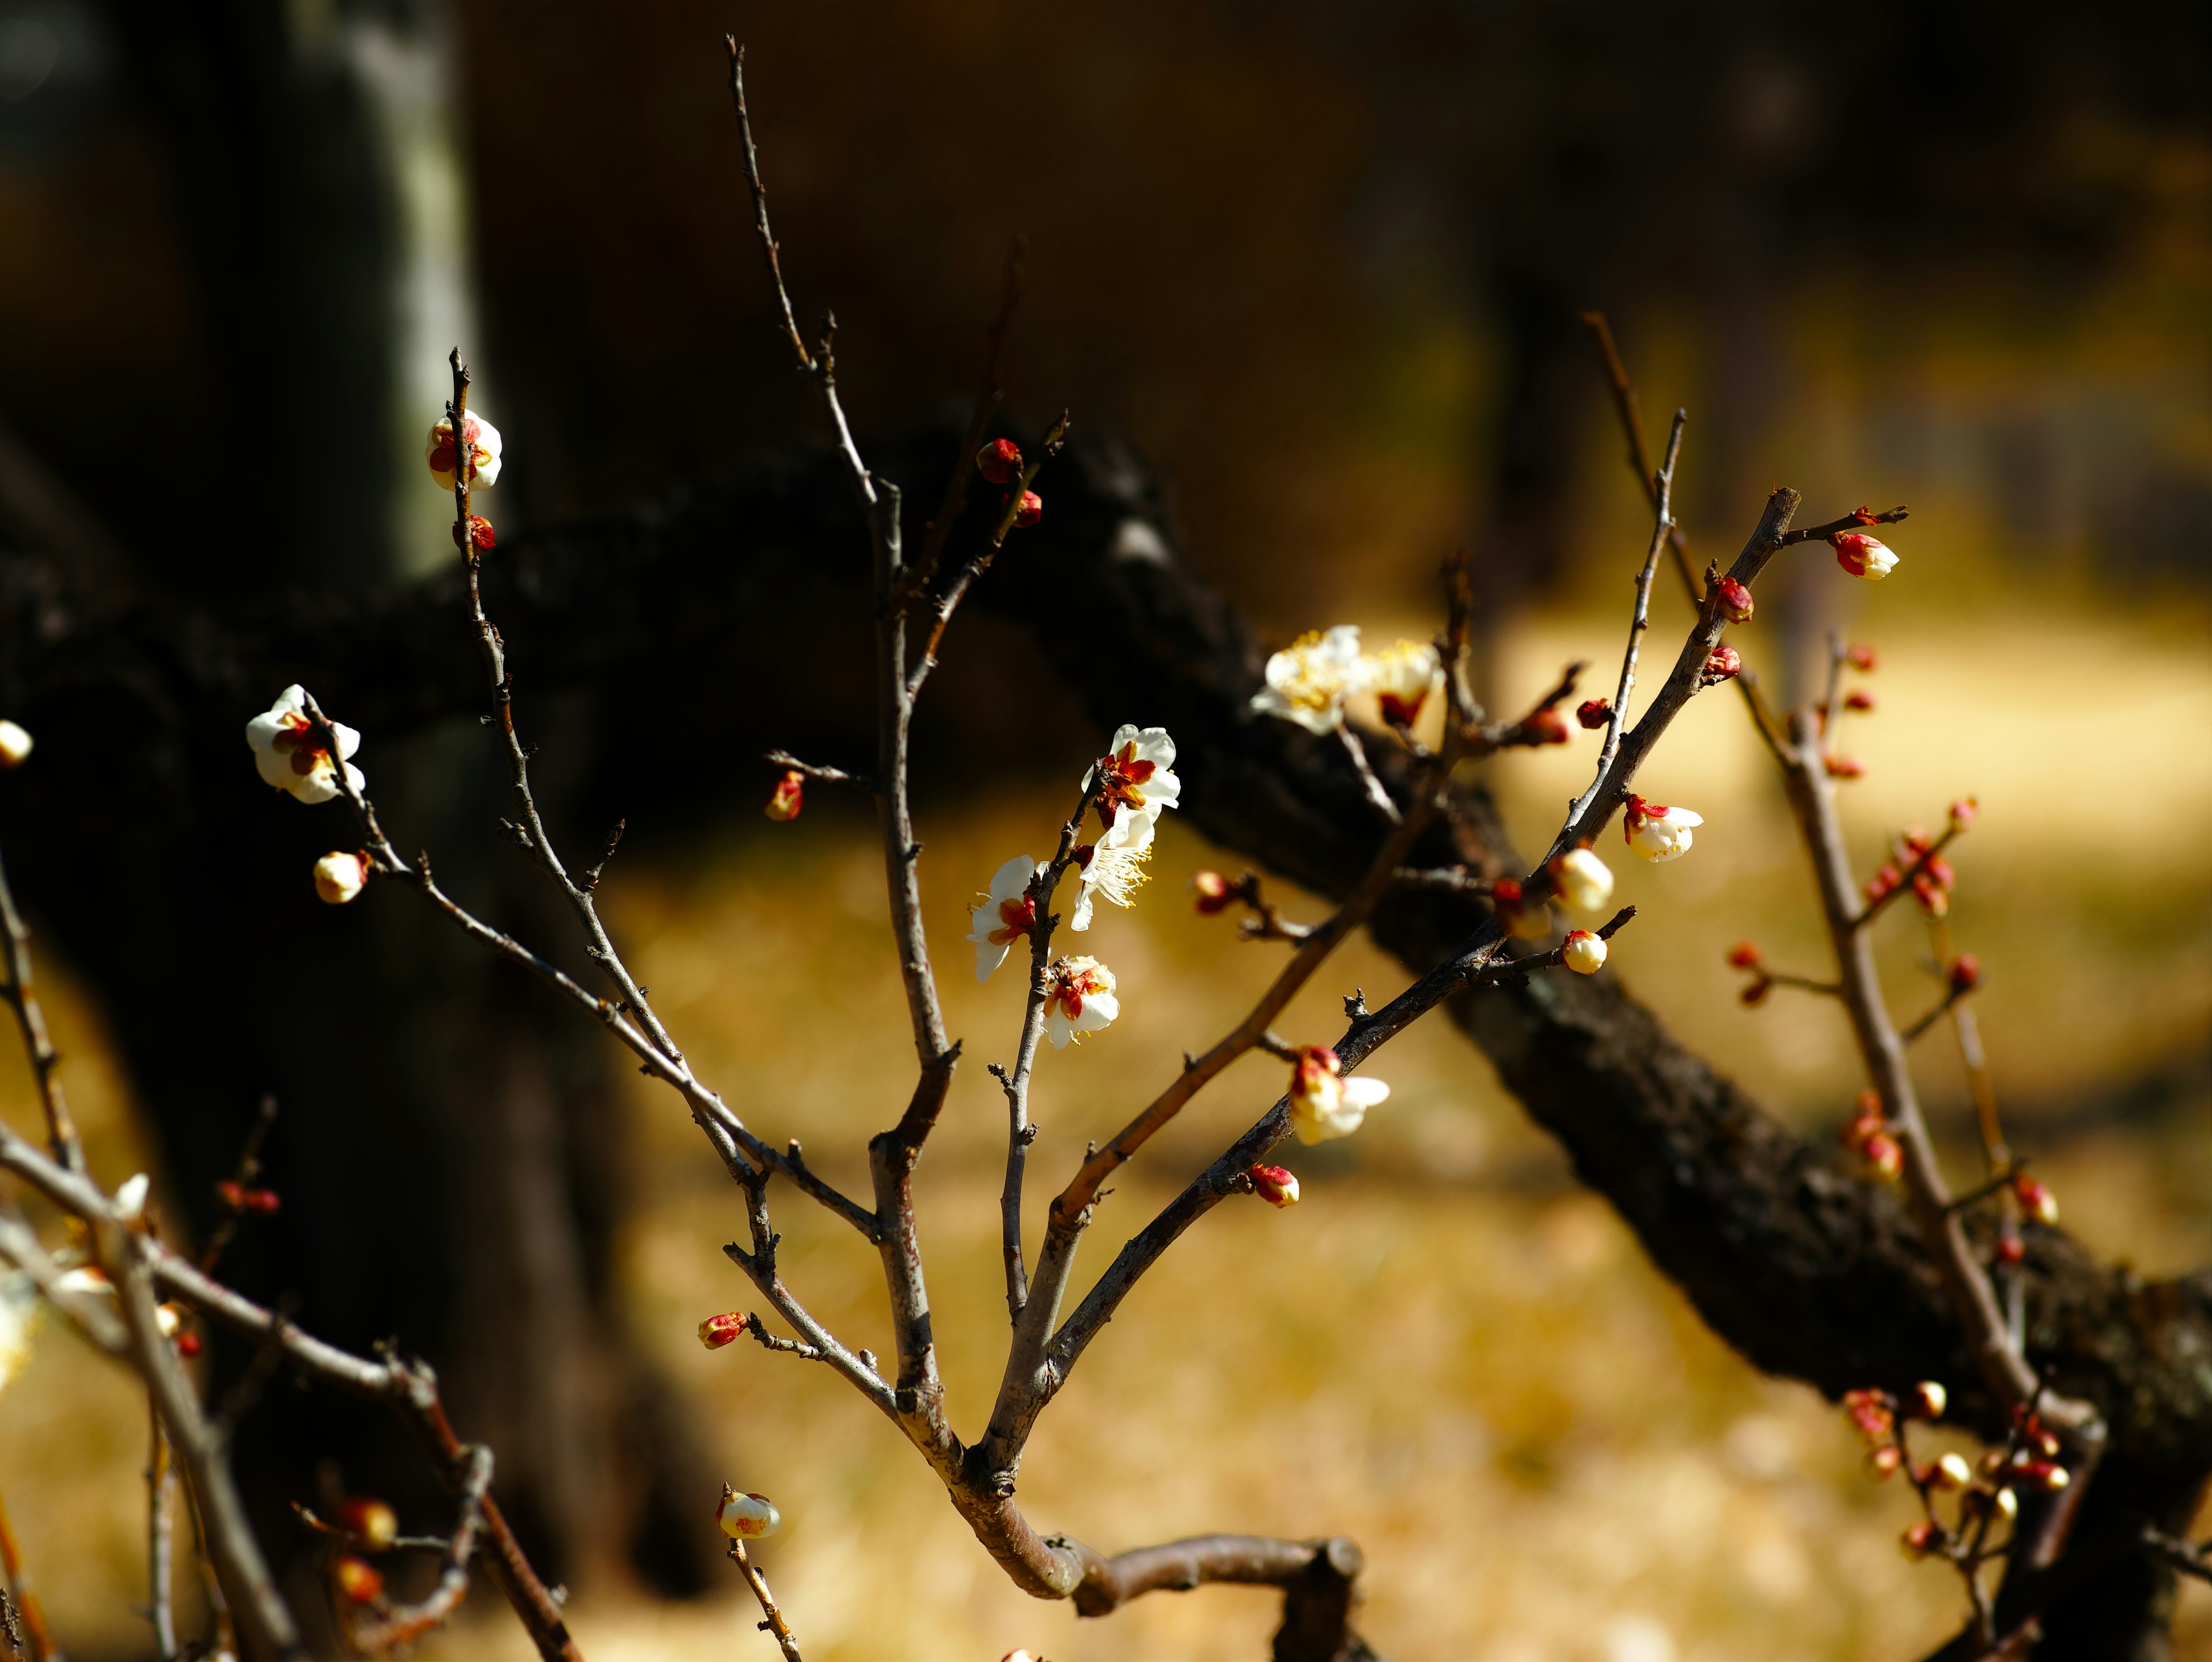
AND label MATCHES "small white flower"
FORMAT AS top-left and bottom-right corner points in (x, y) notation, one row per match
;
(426, 410), (503, 491)
(0, 1271), (39, 1395)
(1363, 639), (1442, 726)
(1562, 930), (1607, 975)
(1287, 1046), (1389, 1144)
(966, 856), (1043, 982)
(1086, 724), (1180, 839)
(1623, 793), (1702, 864)
(0, 720), (32, 769)
(314, 851), (368, 906)
(1552, 848), (1615, 913)
(1070, 815), (1153, 932)
(1042, 956), (1119, 1048)
(716, 1489), (781, 1540)
(1251, 626), (1368, 734)
(246, 686), (363, 805)
(113, 1172), (150, 1221)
